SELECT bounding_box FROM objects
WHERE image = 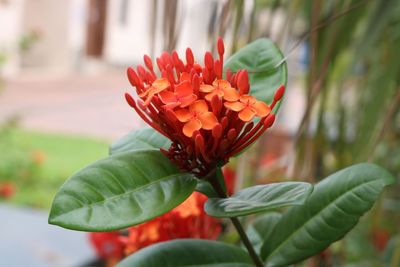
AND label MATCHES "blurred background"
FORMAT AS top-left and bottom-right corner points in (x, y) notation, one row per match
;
(0, 0), (399, 266)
